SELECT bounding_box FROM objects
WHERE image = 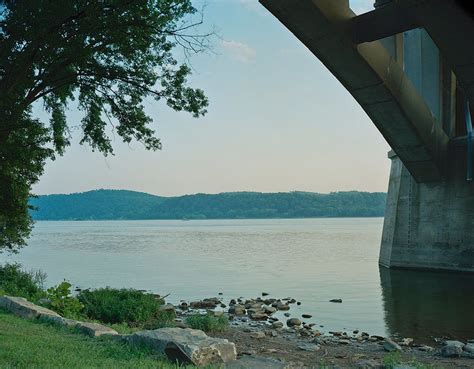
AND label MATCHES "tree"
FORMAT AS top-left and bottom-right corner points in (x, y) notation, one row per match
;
(0, 0), (210, 252)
